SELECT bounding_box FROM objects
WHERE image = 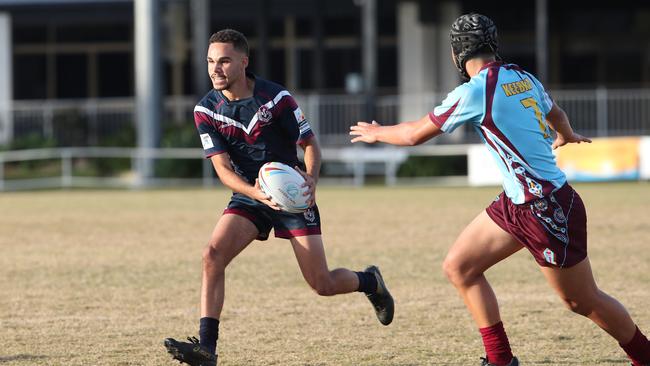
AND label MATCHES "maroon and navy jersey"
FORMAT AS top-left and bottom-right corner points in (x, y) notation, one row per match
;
(193, 73), (314, 183)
